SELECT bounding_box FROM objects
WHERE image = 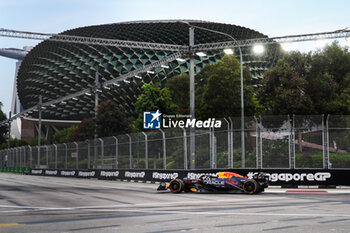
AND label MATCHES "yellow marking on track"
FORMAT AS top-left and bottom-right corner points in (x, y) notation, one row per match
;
(0, 223), (23, 227)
